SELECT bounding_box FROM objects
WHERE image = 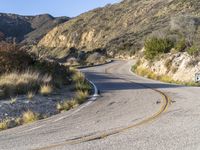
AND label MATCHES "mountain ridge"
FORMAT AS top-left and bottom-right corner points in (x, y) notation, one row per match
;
(0, 13), (70, 44)
(38, 0), (200, 58)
